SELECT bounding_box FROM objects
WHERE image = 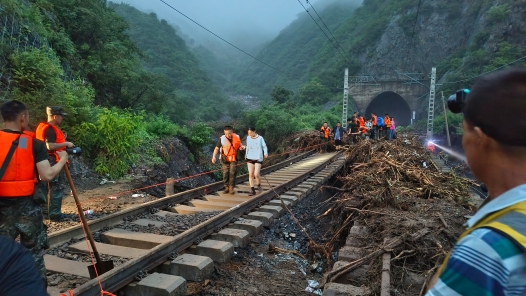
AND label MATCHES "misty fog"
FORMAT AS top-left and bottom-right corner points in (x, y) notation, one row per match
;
(114, 0), (356, 52)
